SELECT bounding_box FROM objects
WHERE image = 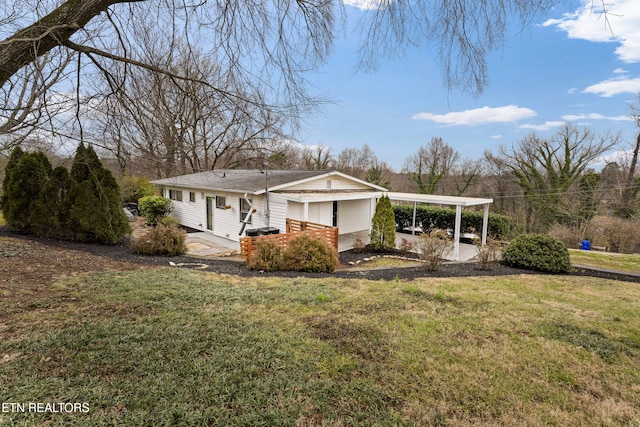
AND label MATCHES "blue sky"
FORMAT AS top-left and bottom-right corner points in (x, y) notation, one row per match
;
(299, 0), (640, 171)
